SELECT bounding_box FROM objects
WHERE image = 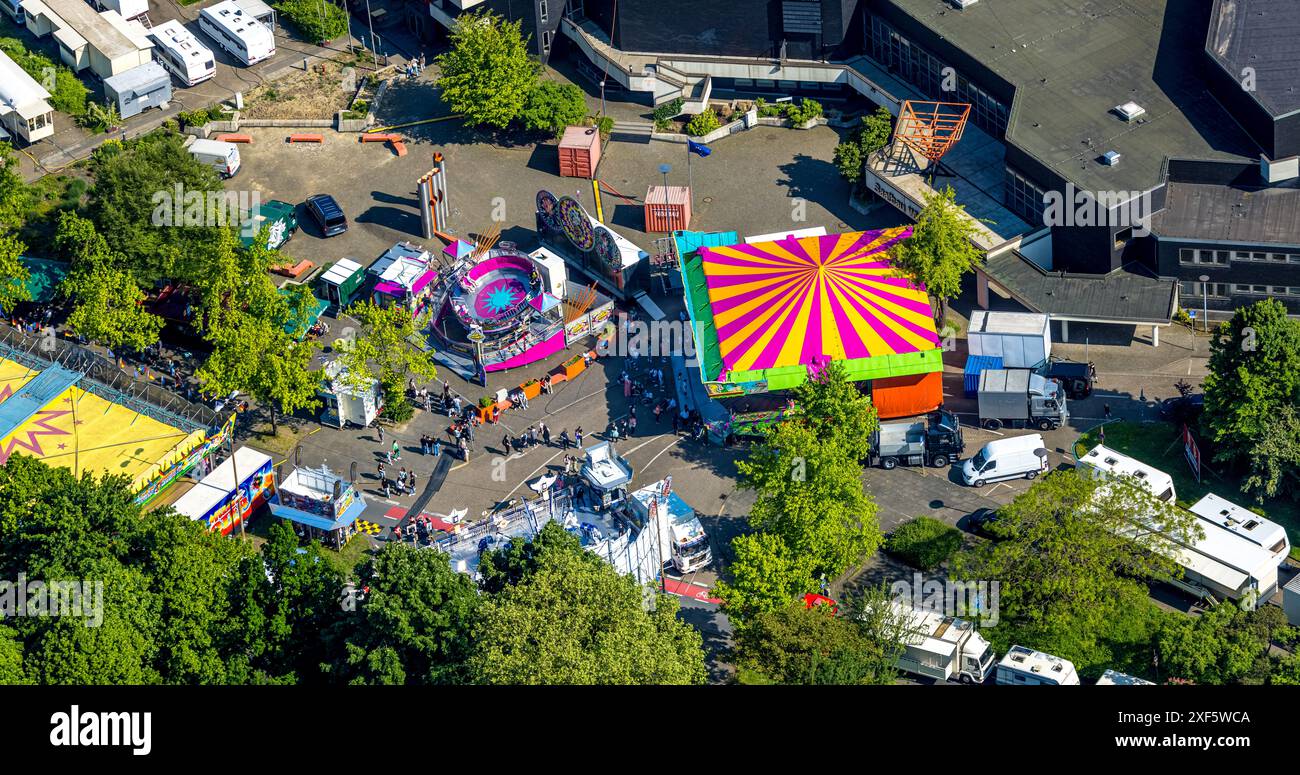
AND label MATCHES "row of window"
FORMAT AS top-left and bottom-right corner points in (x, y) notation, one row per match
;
(867, 16), (1009, 137)
(1179, 248), (1300, 266)
(1180, 281), (1300, 299)
(730, 78), (845, 92)
(1004, 167), (1047, 224)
